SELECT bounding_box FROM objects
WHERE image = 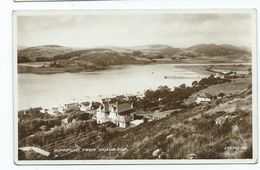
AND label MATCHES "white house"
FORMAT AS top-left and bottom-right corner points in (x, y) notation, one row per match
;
(196, 93), (212, 104)
(130, 119), (144, 127)
(61, 117), (69, 125)
(40, 108), (46, 114)
(214, 73), (225, 79)
(79, 101), (91, 112)
(96, 97), (135, 128)
(44, 106), (66, 115)
(65, 103), (80, 111)
(96, 107), (109, 124)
